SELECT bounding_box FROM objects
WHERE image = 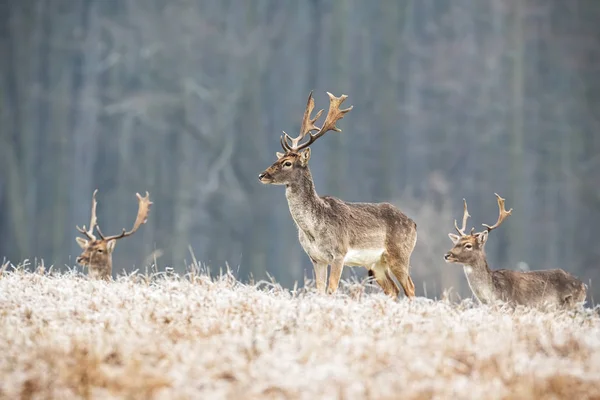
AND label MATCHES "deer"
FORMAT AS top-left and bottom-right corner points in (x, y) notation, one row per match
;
(258, 91), (417, 298)
(75, 189), (152, 279)
(444, 193), (586, 308)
